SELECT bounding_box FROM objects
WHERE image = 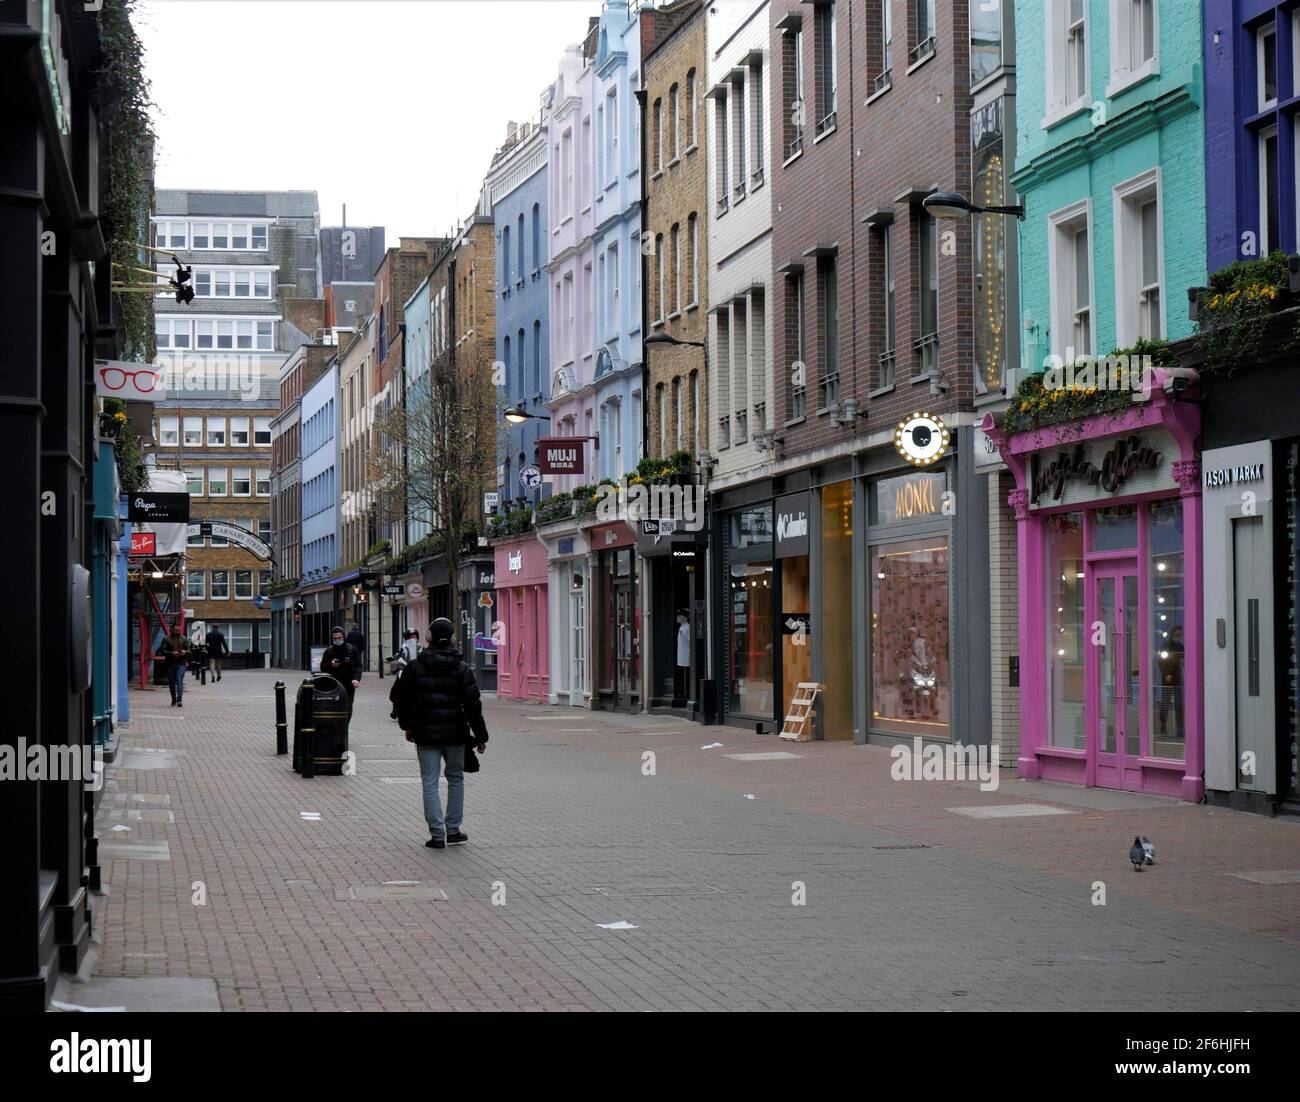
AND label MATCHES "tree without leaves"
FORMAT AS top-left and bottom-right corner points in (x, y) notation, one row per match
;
(371, 343), (497, 632)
